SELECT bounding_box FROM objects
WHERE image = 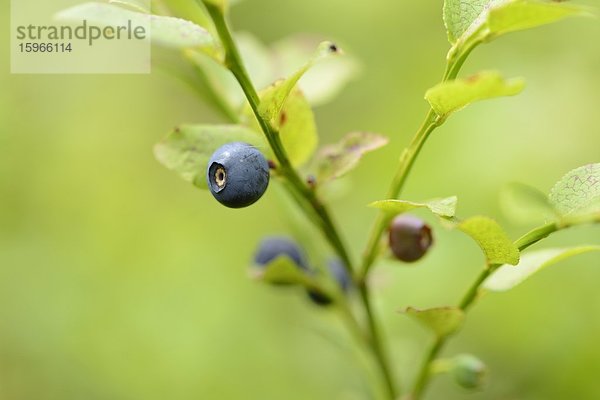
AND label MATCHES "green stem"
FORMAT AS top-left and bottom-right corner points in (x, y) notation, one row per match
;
(349, 37), (483, 400)
(458, 268), (493, 311)
(411, 338), (446, 400)
(443, 39), (482, 81)
(337, 300), (395, 400)
(358, 41), (481, 282)
(201, 3), (398, 398)
(359, 282), (398, 399)
(203, 2), (353, 273)
(514, 222), (558, 252)
(187, 58), (241, 122)
(409, 222), (563, 399)
(359, 109), (439, 279)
